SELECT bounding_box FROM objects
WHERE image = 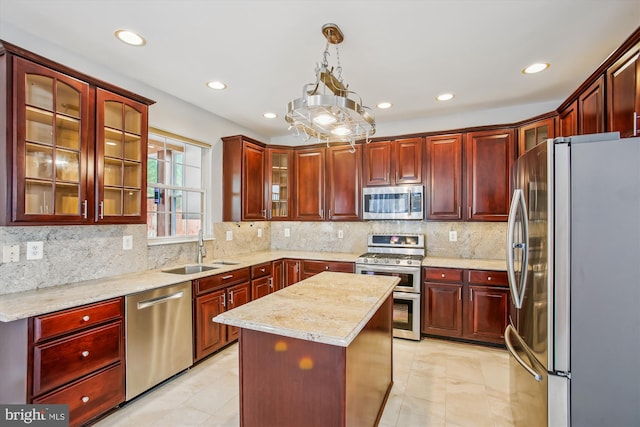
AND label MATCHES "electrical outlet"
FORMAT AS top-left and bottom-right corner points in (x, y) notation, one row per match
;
(123, 235), (133, 250)
(284, 228), (290, 237)
(257, 228), (263, 238)
(3, 245), (20, 263)
(226, 230), (233, 241)
(338, 230), (344, 239)
(448, 230), (457, 242)
(26, 241), (43, 260)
